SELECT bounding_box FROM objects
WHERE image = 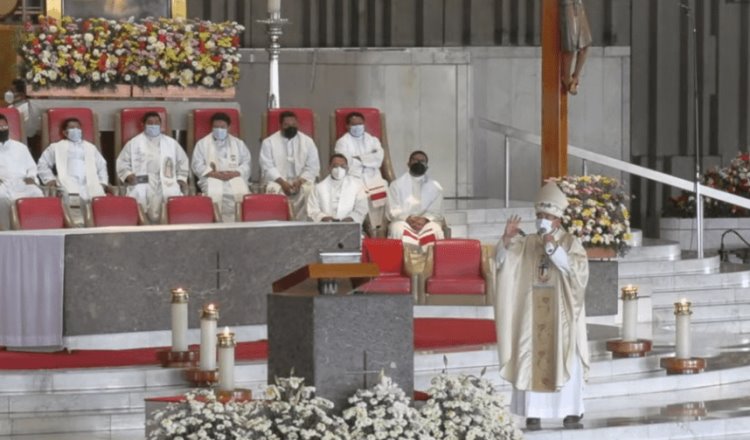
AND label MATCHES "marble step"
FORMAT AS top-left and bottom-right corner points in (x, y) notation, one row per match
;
(0, 408), (143, 437)
(621, 265), (750, 292)
(650, 287), (750, 307)
(618, 255), (720, 277)
(621, 238), (682, 262)
(653, 301), (750, 324)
